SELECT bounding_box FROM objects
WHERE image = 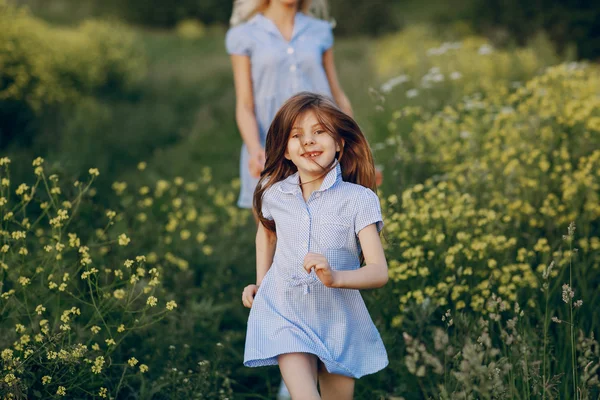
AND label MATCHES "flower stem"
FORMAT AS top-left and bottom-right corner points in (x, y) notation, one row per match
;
(569, 239), (577, 399)
(542, 287), (549, 400)
(114, 365), (128, 398)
